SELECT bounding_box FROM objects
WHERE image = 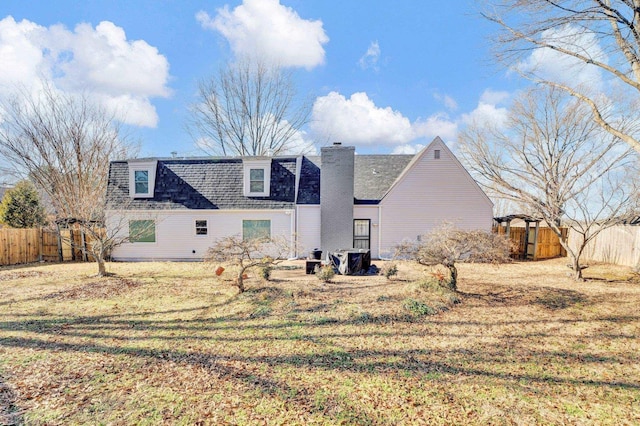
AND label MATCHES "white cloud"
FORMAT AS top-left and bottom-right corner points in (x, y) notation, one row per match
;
(519, 24), (606, 92)
(413, 113), (458, 141)
(197, 0), (328, 70)
(311, 91), (459, 147)
(461, 89), (510, 129)
(358, 41), (380, 71)
(0, 17), (45, 87)
(311, 92), (414, 145)
(433, 93), (458, 111)
(0, 16), (170, 127)
(479, 89), (509, 106)
(392, 144), (425, 155)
